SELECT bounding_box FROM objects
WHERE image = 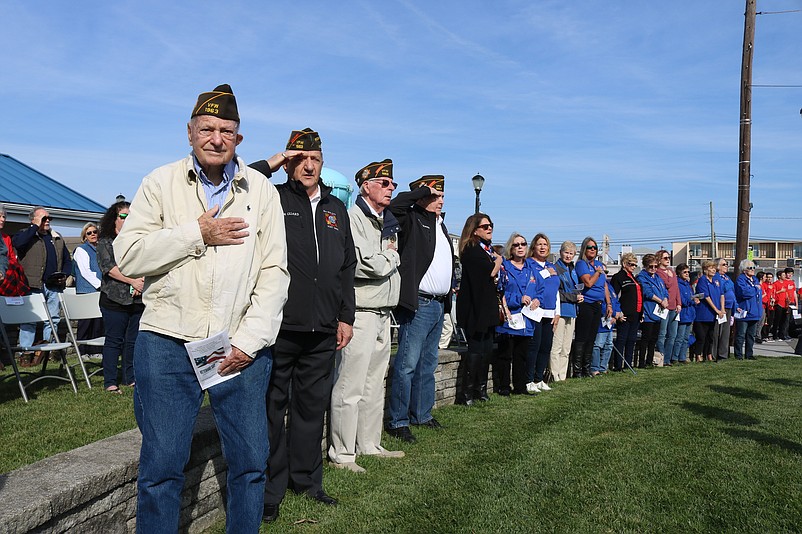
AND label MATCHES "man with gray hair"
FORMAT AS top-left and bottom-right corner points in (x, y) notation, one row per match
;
(329, 159), (403, 473)
(13, 205), (72, 349)
(114, 84), (290, 532)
